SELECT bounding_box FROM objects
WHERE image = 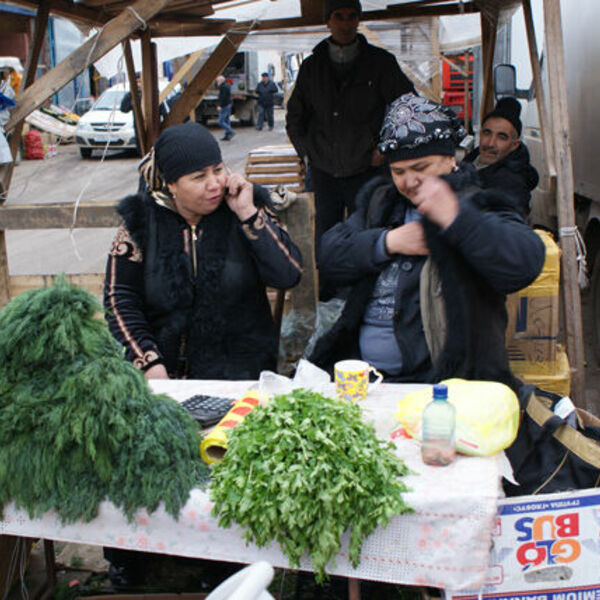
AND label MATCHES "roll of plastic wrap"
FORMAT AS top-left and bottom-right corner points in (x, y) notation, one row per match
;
(200, 390), (261, 464)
